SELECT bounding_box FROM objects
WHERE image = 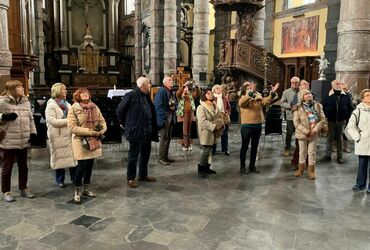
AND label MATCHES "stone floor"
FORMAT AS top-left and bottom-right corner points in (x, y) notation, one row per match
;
(1, 124), (370, 250)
